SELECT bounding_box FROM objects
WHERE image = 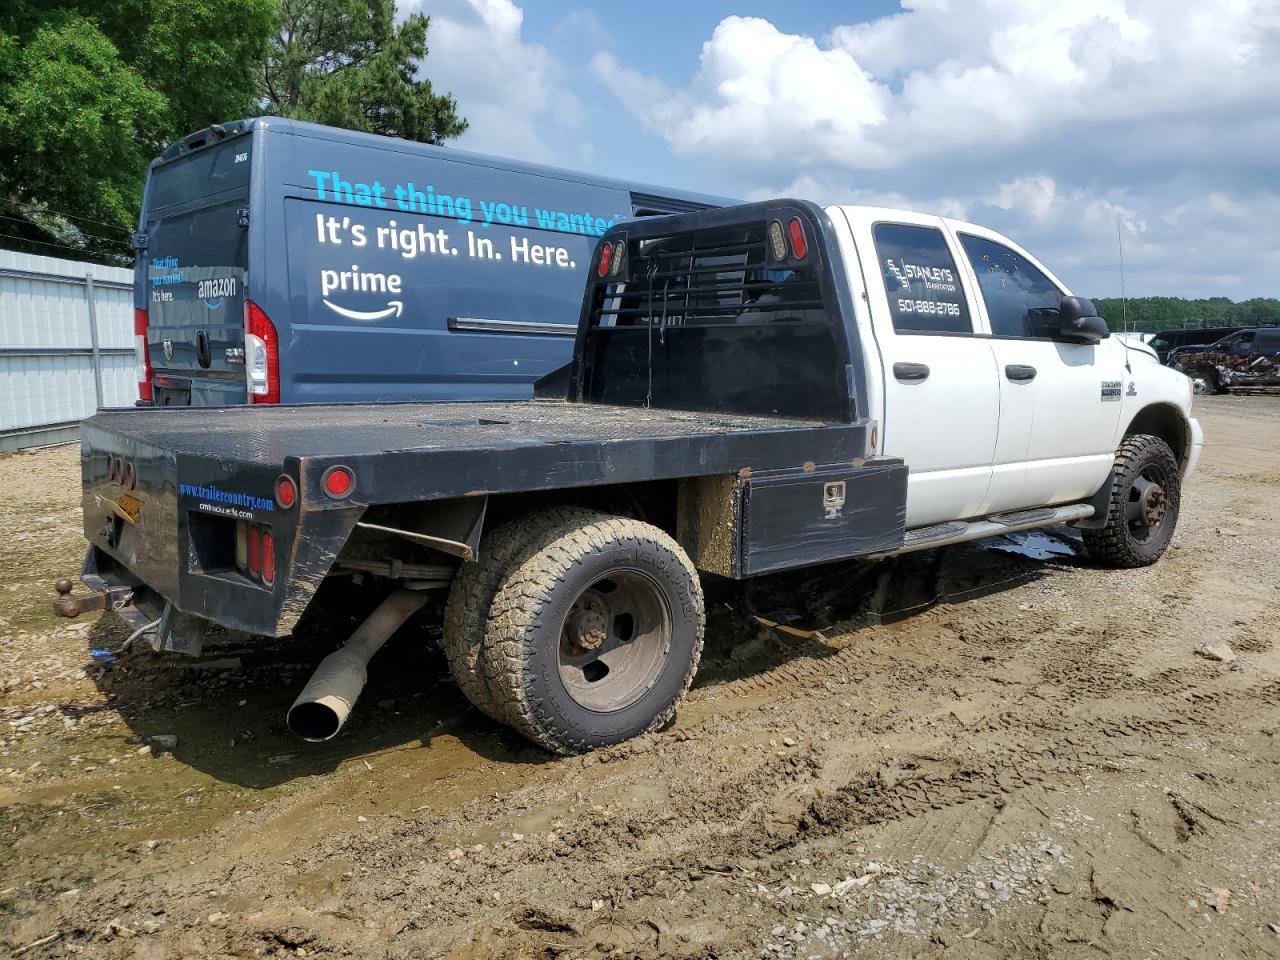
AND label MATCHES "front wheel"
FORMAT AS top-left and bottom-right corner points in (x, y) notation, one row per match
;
(482, 513), (705, 755)
(1083, 434), (1181, 568)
